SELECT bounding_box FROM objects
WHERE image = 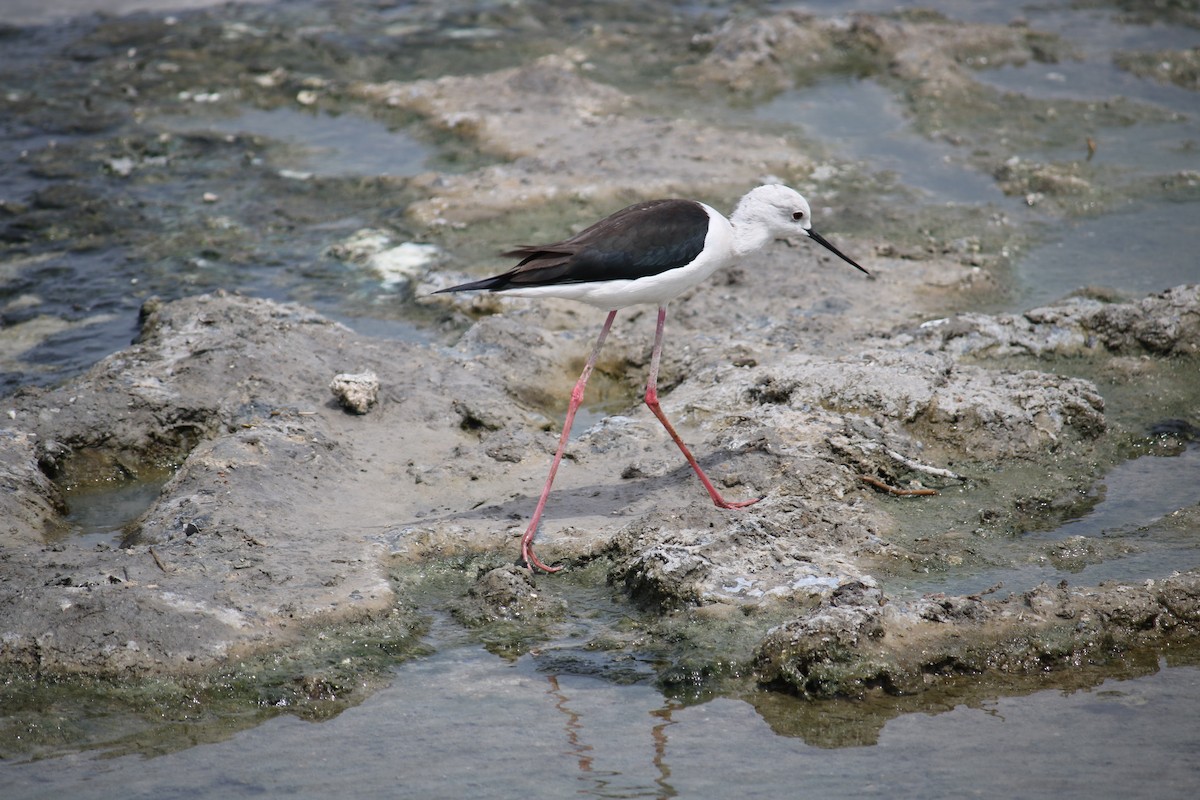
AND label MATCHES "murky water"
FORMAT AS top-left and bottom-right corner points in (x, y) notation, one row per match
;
(3, 0), (1200, 796)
